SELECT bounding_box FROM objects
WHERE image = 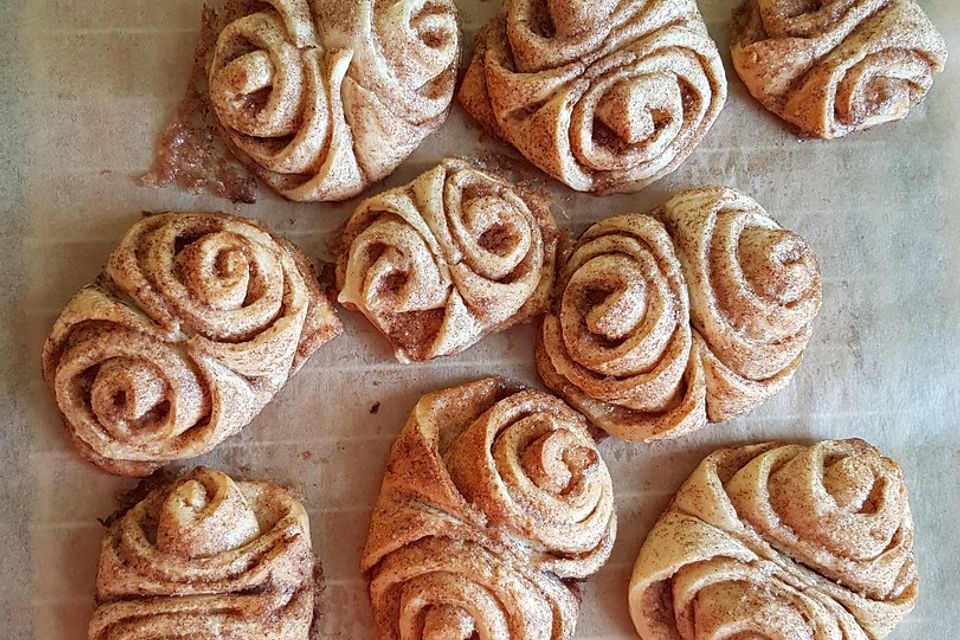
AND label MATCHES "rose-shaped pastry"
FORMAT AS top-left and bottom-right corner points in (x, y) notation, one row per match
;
(209, 0), (461, 201)
(629, 439), (918, 639)
(459, 0), (726, 194)
(537, 186), (822, 441)
(537, 213), (705, 441)
(89, 467), (317, 640)
(731, 0), (948, 138)
(361, 377), (617, 640)
(337, 159), (560, 362)
(660, 186), (823, 422)
(42, 212), (341, 476)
